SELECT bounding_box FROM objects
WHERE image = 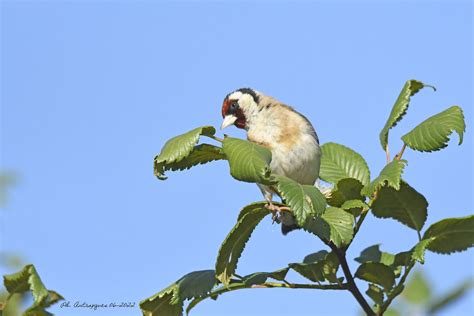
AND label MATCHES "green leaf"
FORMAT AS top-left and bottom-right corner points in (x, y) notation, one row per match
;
(362, 160), (407, 196)
(428, 278), (474, 314)
(174, 270), (216, 303)
(304, 207), (354, 247)
(422, 215), (474, 254)
(290, 251), (340, 283)
(3, 264), (63, 314)
(154, 126), (217, 180)
(141, 289), (183, 316)
(327, 178), (364, 208)
(24, 309), (53, 316)
(4, 264), (49, 305)
(366, 284), (384, 305)
(215, 204), (270, 286)
(155, 144), (226, 179)
(43, 291), (64, 308)
(355, 245), (395, 266)
(185, 283), (249, 315)
(379, 79), (435, 150)
(409, 215), (472, 263)
(371, 181), (428, 233)
(355, 262), (395, 291)
(319, 143), (370, 185)
(322, 208), (354, 247)
(140, 270), (216, 316)
(322, 252), (340, 283)
(411, 238), (434, 263)
(241, 268), (290, 286)
(25, 290), (65, 315)
(355, 245), (405, 277)
(222, 137), (275, 185)
(24, 290), (65, 316)
(402, 270), (431, 304)
(303, 250), (329, 264)
(288, 262), (325, 282)
(402, 106), (465, 152)
(340, 199), (368, 217)
(274, 175), (326, 225)
(392, 250), (412, 267)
